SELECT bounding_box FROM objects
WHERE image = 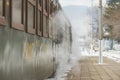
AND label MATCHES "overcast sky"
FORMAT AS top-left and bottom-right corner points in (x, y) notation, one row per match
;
(59, 0), (106, 7)
(59, 0), (107, 38)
